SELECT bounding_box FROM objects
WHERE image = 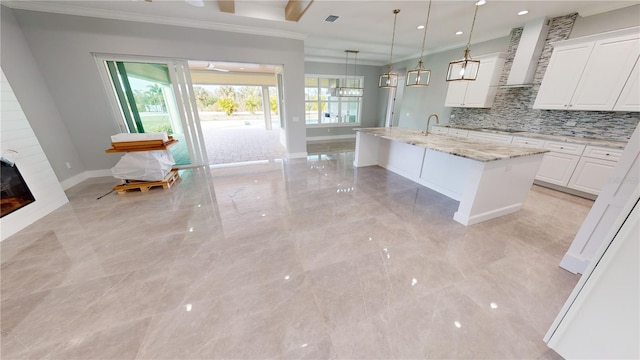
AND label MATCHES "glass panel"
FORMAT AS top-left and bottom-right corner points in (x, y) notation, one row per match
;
(105, 61), (191, 166)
